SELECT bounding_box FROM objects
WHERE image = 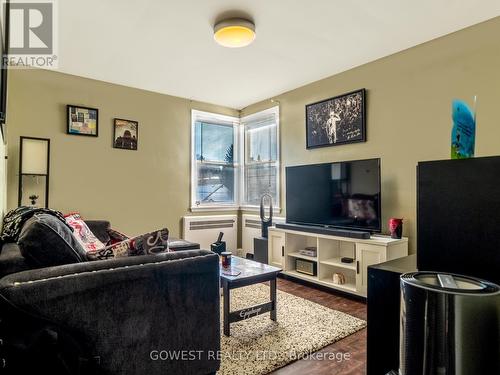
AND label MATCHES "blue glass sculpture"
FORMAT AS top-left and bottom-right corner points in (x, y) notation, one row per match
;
(451, 98), (476, 159)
